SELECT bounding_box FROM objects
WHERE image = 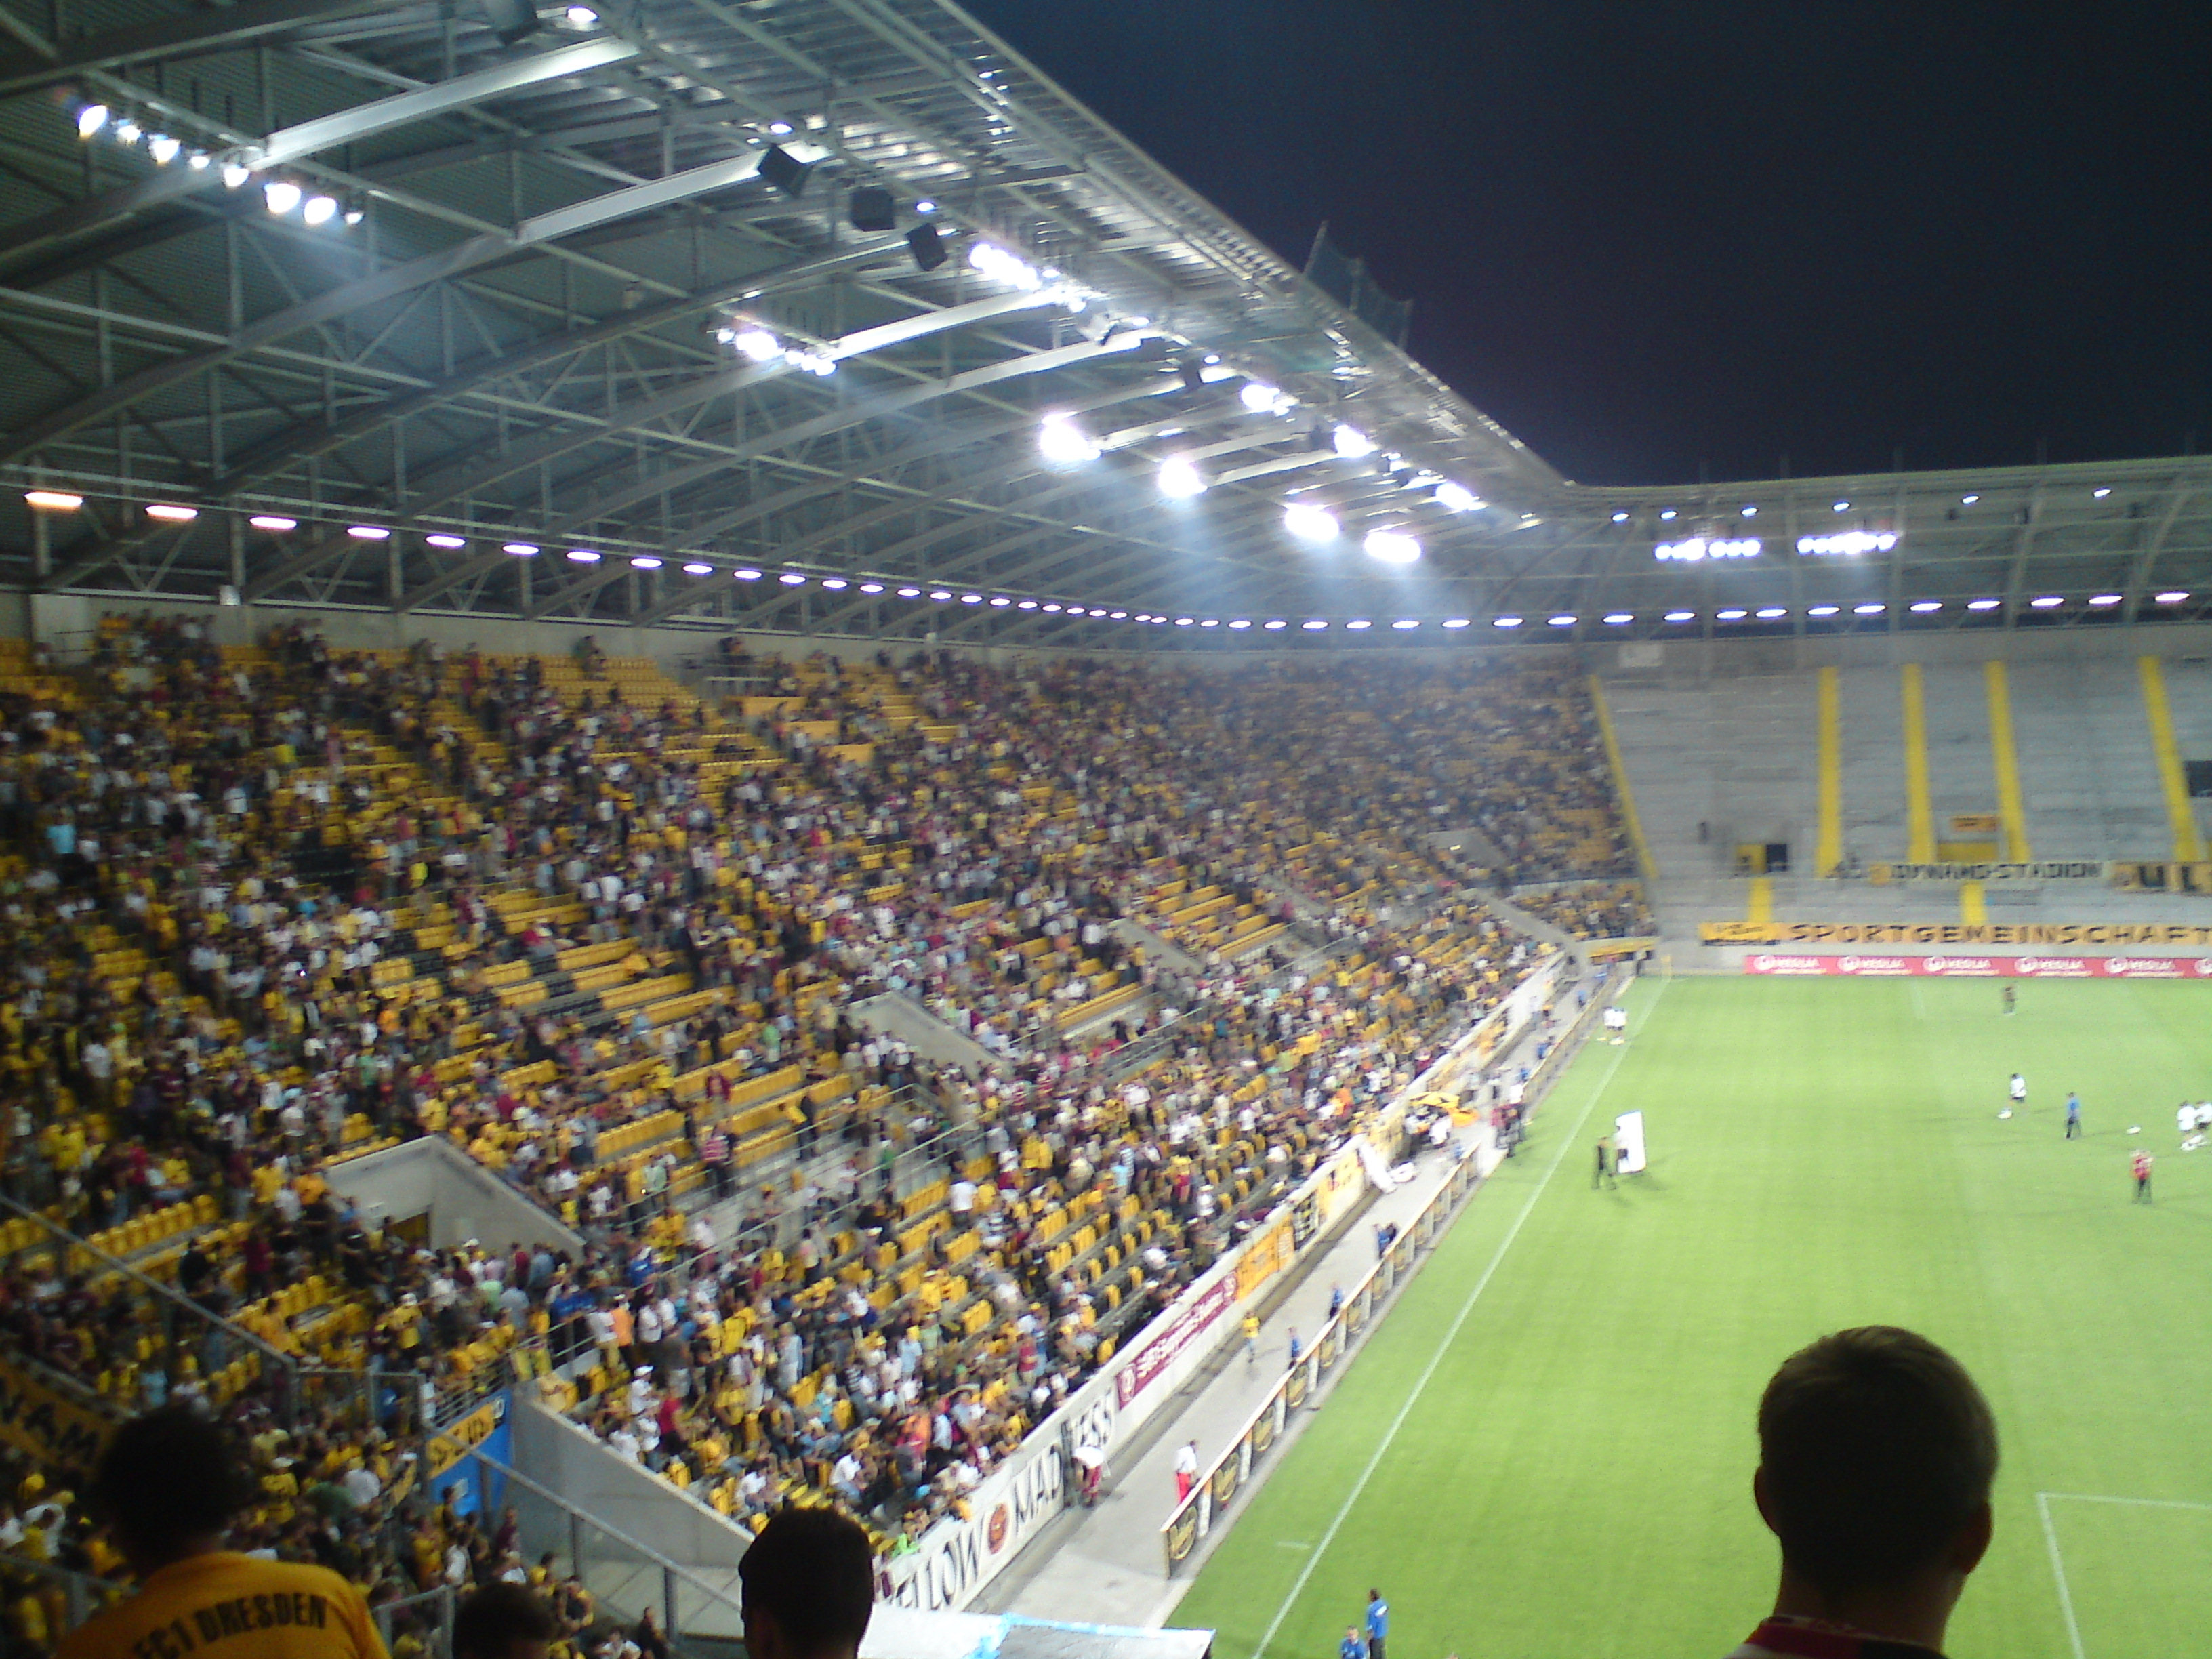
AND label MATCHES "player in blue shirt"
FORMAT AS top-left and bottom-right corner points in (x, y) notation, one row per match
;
(2065, 1092), (2081, 1139)
(1366, 1591), (1388, 1659)
(1340, 1628), (1363, 1659)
